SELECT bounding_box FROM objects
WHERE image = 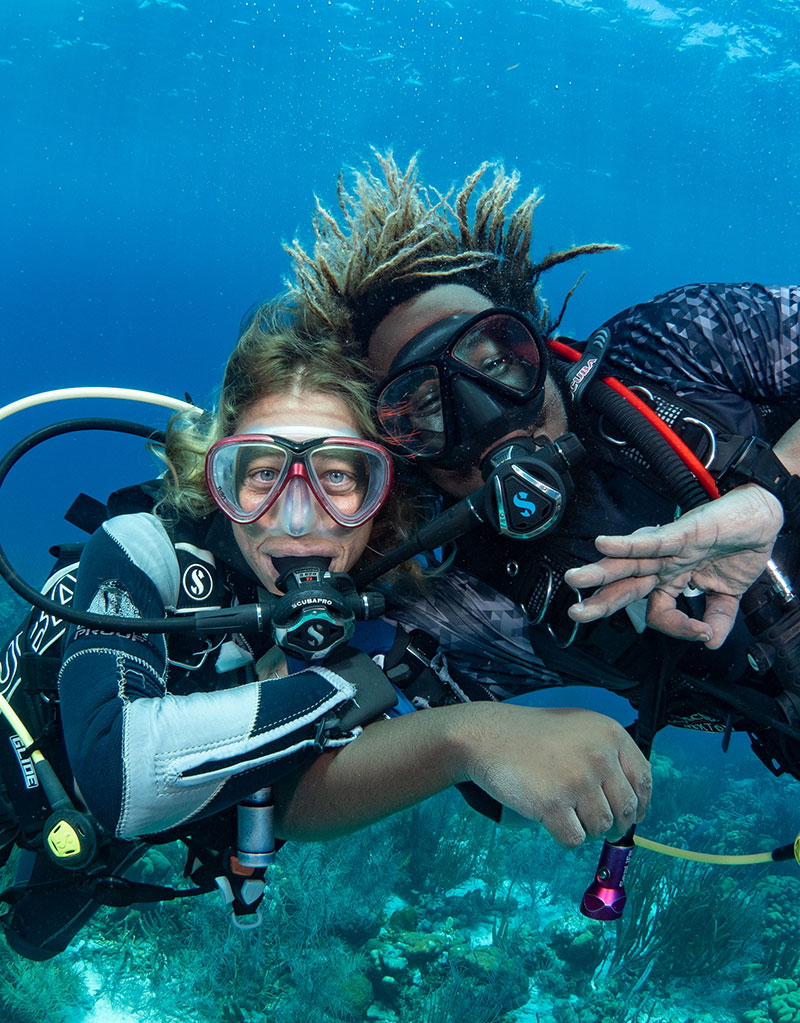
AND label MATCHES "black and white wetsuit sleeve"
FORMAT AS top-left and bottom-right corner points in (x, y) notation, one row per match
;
(58, 513), (360, 840)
